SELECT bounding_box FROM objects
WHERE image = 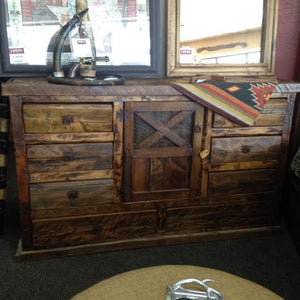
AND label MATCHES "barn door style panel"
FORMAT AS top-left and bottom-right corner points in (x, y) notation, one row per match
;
(124, 101), (204, 202)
